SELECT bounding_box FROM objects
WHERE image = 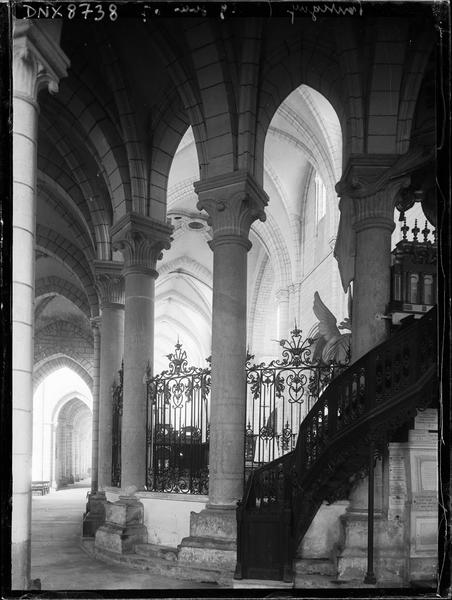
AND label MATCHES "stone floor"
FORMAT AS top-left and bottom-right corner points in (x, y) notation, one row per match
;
(31, 479), (218, 591)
